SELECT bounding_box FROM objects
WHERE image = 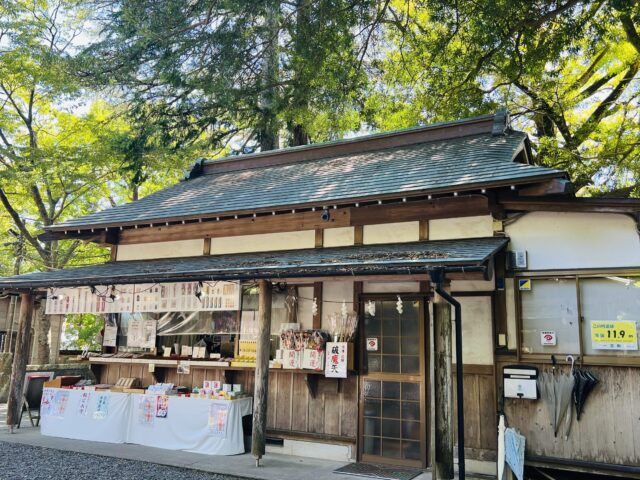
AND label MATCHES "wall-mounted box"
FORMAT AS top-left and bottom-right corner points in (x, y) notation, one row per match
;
(503, 365), (538, 399)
